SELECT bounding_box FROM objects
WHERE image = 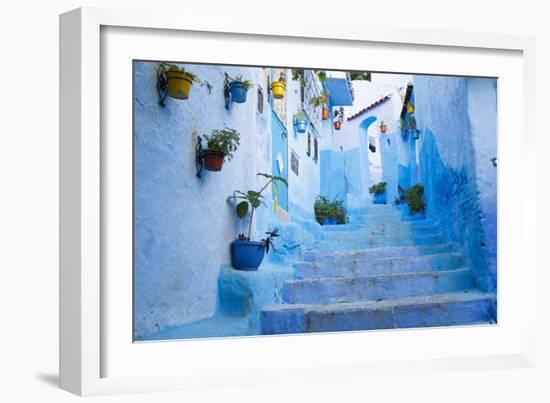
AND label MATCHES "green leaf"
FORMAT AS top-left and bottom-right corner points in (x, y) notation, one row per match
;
(236, 201), (249, 219)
